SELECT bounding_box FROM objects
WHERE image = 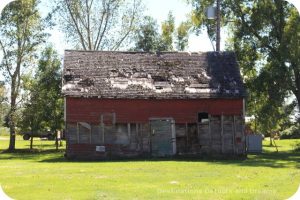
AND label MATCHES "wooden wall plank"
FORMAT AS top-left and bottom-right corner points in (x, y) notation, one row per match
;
(221, 114), (224, 154)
